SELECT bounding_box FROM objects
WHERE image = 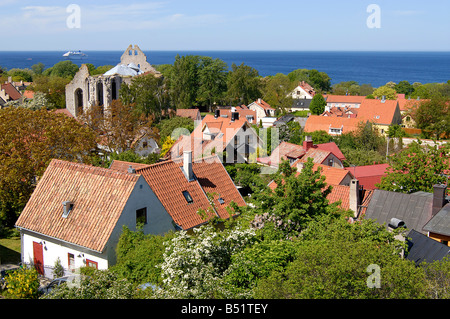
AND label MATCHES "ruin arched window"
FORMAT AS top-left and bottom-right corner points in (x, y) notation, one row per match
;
(97, 82), (104, 106)
(75, 88), (83, 115)
(111, 79), (117, 101)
